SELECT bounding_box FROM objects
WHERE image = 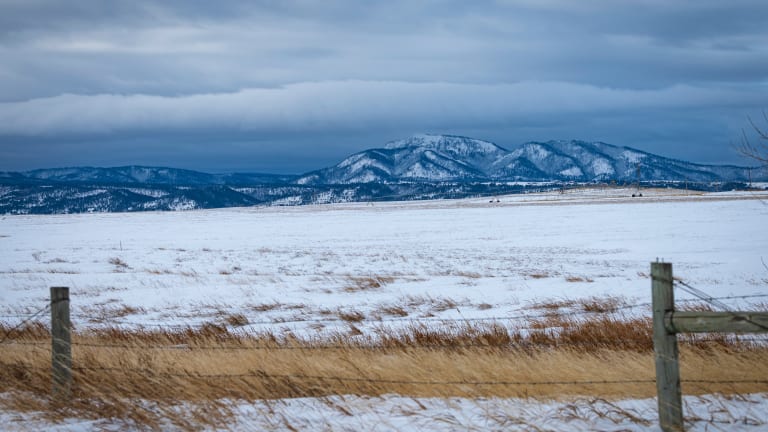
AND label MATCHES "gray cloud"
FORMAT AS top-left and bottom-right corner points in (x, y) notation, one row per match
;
(0, 81), (763, 136)
(0, 0), (766, 171)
